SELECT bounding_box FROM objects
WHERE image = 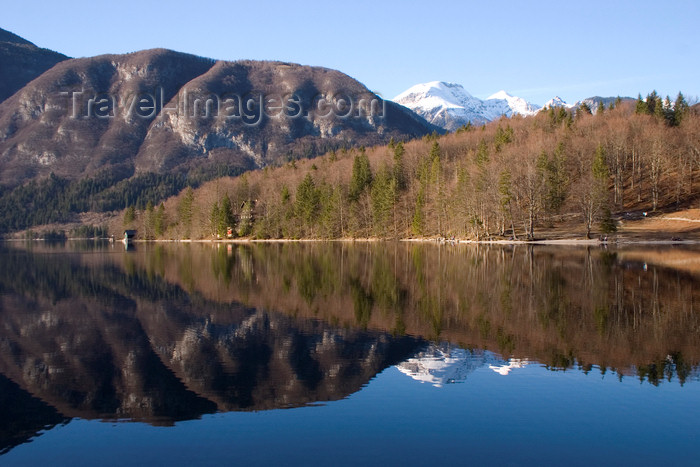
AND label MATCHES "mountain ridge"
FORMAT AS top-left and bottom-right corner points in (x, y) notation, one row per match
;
(0, 43), (436, 189)
(0, 27), (69, 103)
